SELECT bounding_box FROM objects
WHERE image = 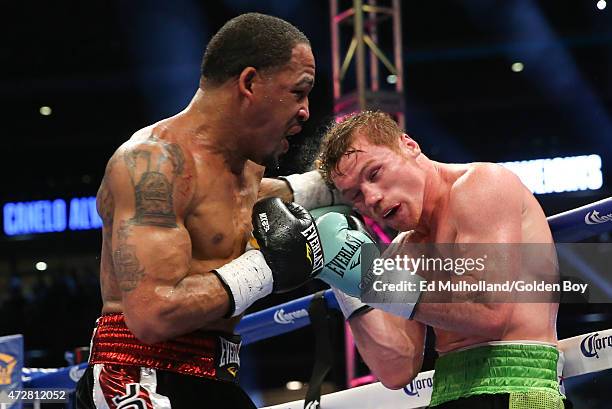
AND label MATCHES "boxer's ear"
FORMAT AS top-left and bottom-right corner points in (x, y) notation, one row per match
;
(238, 67), (257, 98)
(400, 133), (421, 157)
